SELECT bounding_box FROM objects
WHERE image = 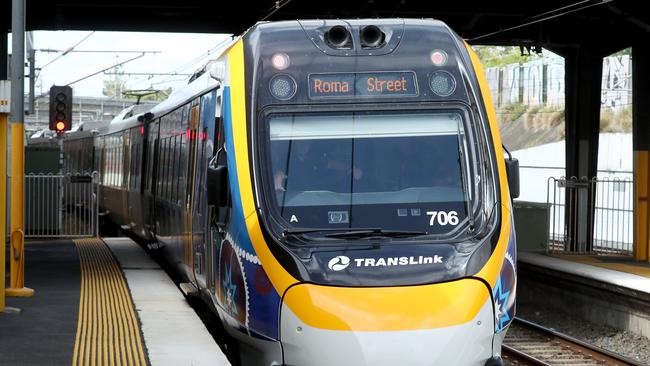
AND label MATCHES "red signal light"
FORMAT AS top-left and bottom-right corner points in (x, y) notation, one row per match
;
(55, 121), (66, 131)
